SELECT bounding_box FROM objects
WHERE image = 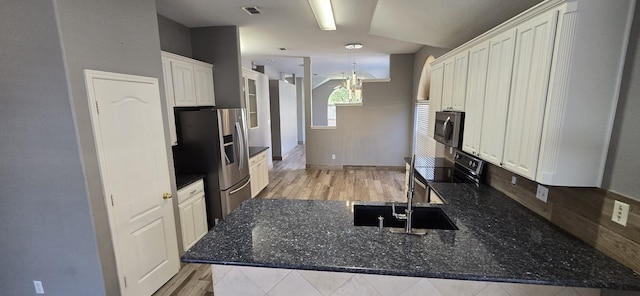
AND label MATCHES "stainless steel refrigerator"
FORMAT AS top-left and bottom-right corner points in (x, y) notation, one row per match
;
(173, 107), (251, 227)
